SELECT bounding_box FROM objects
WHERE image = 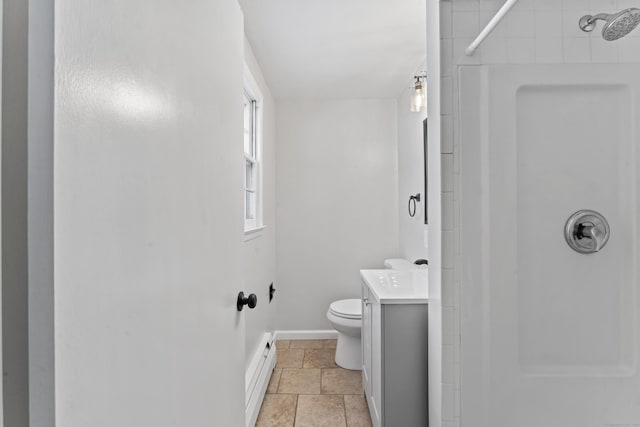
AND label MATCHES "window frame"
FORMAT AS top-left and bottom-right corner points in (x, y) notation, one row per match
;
(243, 65), (264, 233)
